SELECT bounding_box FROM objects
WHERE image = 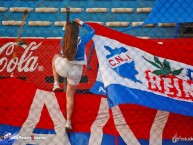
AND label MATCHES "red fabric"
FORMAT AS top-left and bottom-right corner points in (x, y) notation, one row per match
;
(1, 78), (193, 139)
(88, 23), (193, 66)
(0, 78), (113, 134)
(0, 38), (98, 90)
